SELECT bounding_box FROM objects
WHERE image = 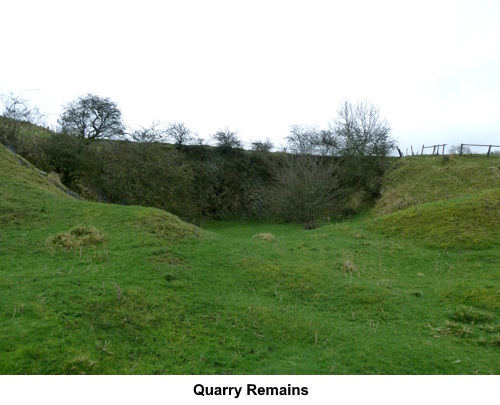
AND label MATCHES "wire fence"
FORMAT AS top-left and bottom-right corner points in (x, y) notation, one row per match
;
(458, 144), (500, 157)
(402, 143), (500, 157)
